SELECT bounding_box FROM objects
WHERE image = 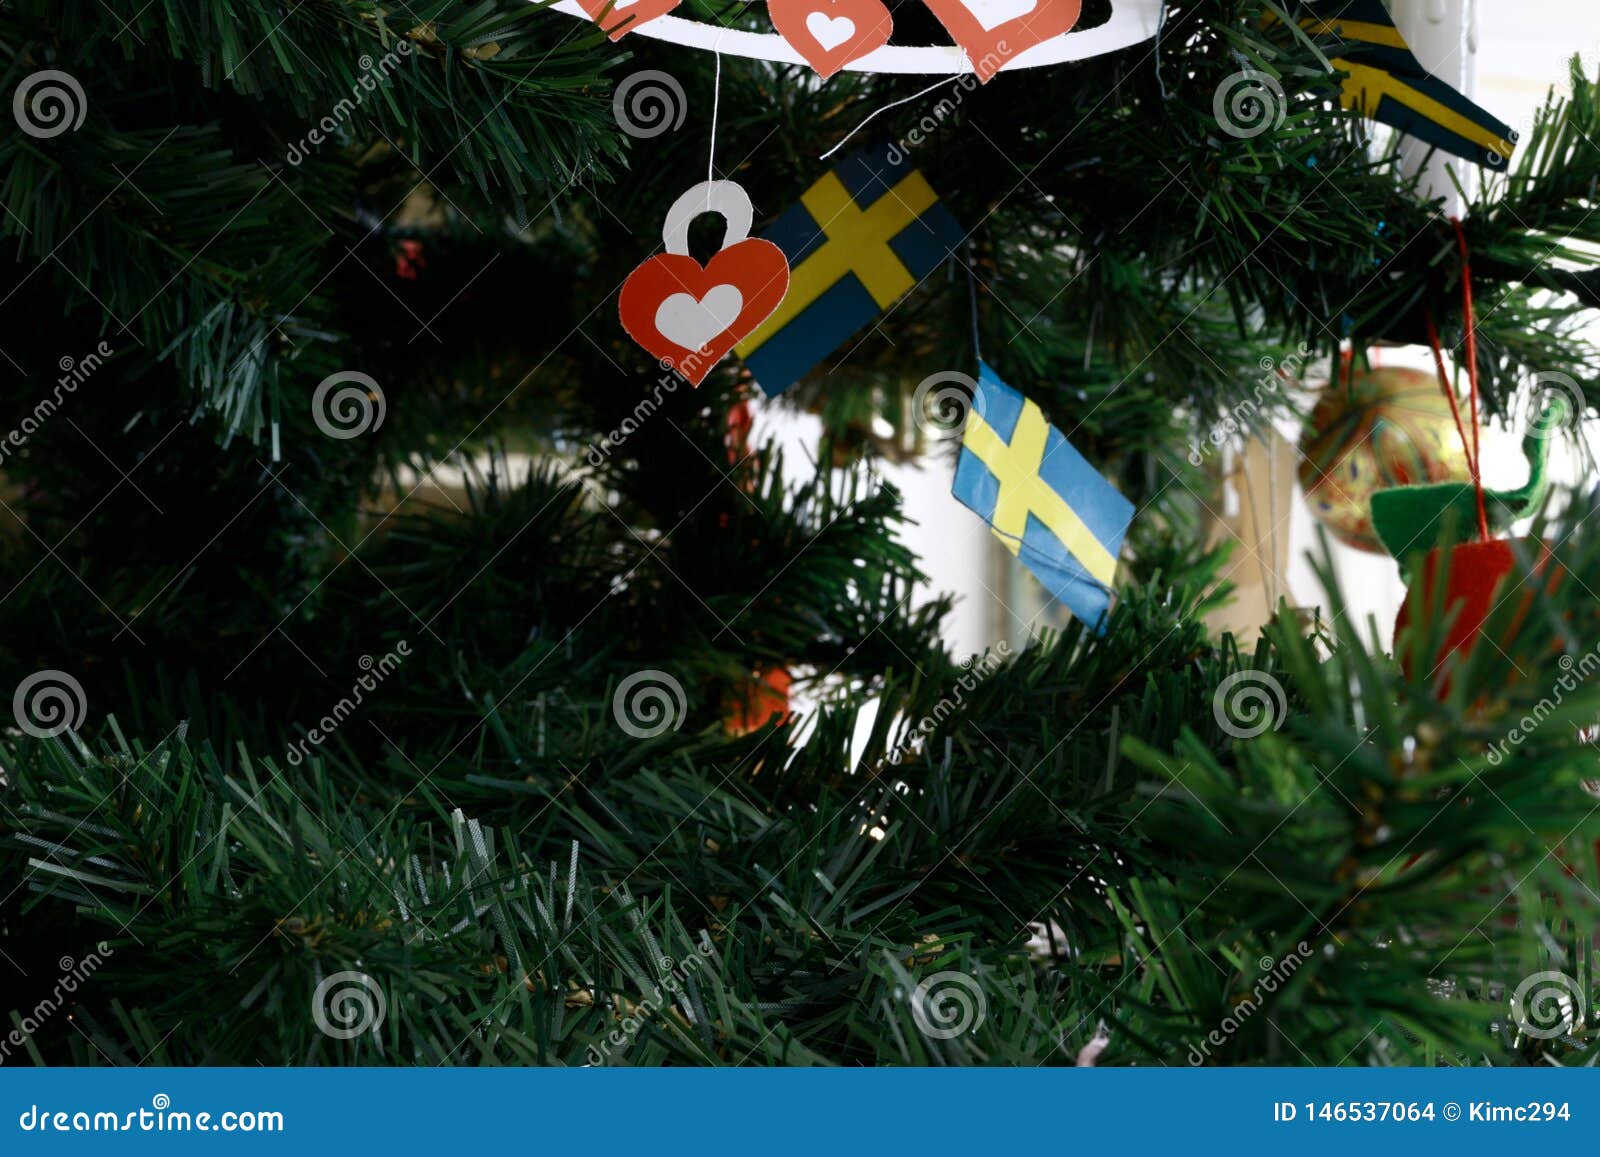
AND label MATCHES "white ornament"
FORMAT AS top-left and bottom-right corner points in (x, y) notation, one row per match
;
(547, 0), (1164, 75)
